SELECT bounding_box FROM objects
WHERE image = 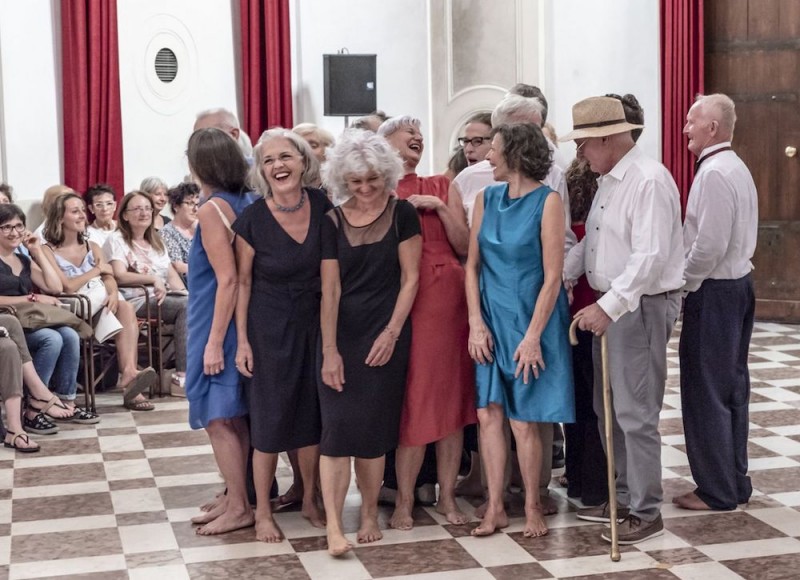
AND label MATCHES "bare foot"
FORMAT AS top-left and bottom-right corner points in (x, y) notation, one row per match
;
(327, 531), (353, 557)
(389, 501), (414, 531)
(192, 495), (228, 524)
(273, 483), (303, 510)
(674, 491), (713, 511)
(255, 513), (284, 542)
(672, 491), (693, 504)
(196, 507), (254, 535)
(200, 491), (225, 513)
(522, 505), (549, 538)
(302, 498), (327, 528)
(471, 504), (508, 536)
(436, 497), (469, 525)
(475, 500), (488, 519)
(357, 514), (383, 543)
(539, 494), (558, 515)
